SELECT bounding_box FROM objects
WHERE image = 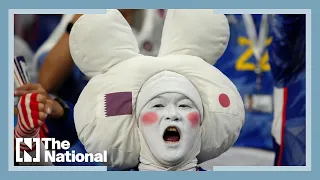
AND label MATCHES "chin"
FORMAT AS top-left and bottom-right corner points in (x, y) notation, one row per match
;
(159, 148), (186, 165)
